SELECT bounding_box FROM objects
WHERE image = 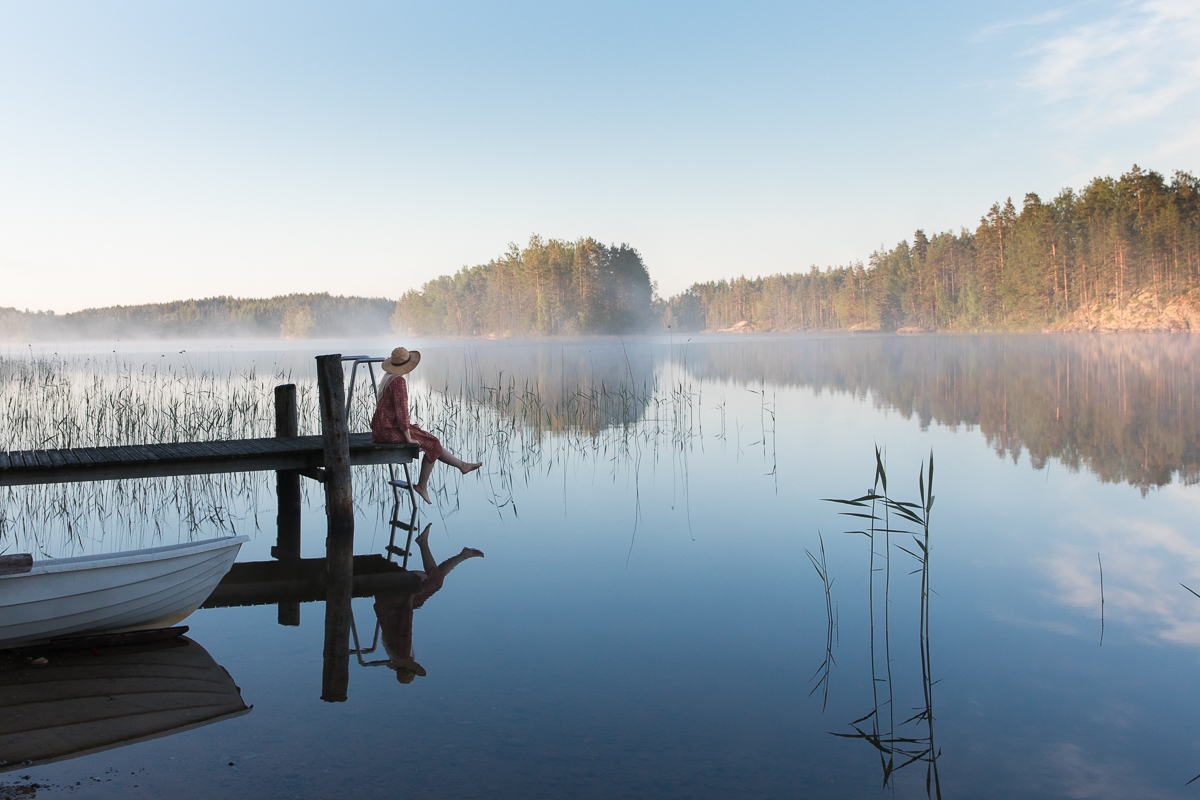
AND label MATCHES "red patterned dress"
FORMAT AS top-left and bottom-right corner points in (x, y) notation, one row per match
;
(370, 375), (444, 461)
(373, 564), (445, 662)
